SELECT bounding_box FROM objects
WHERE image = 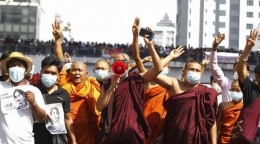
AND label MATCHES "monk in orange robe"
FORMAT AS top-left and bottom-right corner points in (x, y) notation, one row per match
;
(52, 21), (101, 144)
(217, 80), (243, 144)
(131, 18), (169, 144)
